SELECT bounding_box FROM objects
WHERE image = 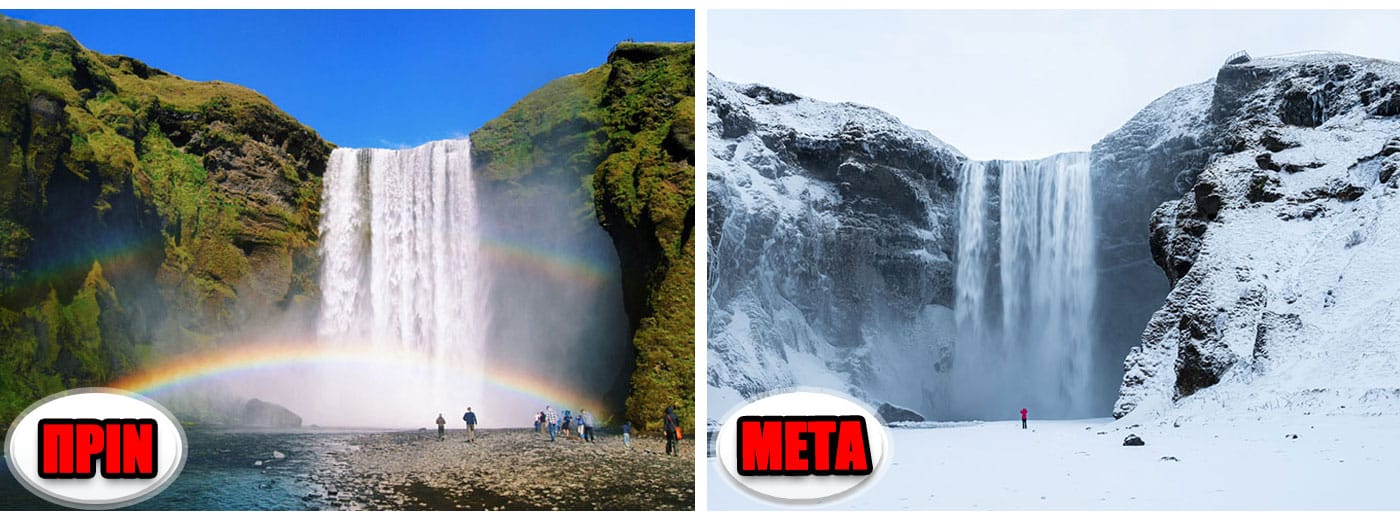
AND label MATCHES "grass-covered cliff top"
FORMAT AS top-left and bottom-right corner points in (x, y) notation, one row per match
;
(2, 15), (301, 115)
(472, 42), (692, 184)
(471, 66), (609, 184)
